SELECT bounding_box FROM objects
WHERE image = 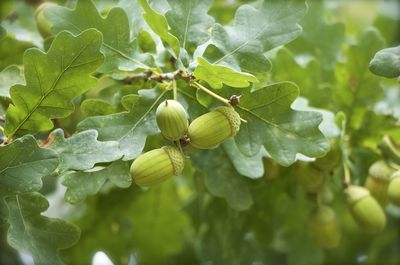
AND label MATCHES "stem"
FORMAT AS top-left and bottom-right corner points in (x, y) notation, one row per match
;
(191, 81), (230, 106)
(172, 79), (177, 100)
